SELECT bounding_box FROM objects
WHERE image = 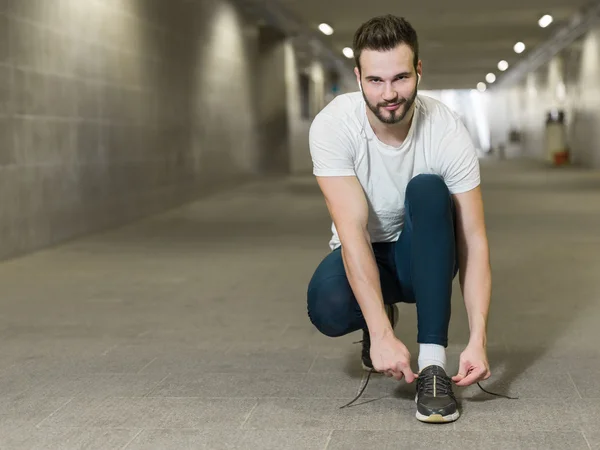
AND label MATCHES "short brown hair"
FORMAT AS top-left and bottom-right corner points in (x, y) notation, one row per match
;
(353, 15), (419, 72)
